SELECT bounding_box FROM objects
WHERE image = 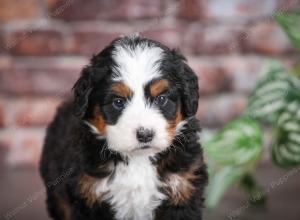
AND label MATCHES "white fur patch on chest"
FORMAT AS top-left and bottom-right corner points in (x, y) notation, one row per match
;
(94, 156), (165, 220)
